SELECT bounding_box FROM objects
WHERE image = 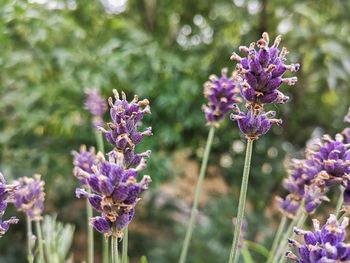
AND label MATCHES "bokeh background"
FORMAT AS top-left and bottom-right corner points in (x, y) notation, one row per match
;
(1, 0), (350, 262)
